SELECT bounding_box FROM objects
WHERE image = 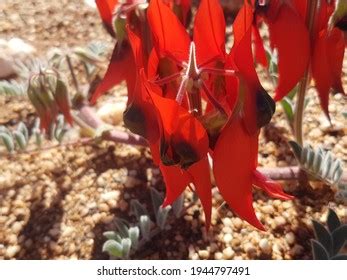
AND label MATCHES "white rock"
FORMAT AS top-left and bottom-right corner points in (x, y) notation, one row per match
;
(96, 101), (126, 125)
(285, 232), (296, 245)
(223, 233), (233, 244)
(222, 247), (235, 259)
(0, 38), (36, 78)
(6, 245), (20, 258)
(259, 239), (272, 254)
(101, 191), (120, 201)
(84, 0), (96, 8)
